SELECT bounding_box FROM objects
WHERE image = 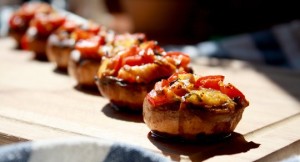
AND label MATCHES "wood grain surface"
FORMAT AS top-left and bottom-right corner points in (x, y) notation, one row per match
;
(0, 37), (299, 161)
